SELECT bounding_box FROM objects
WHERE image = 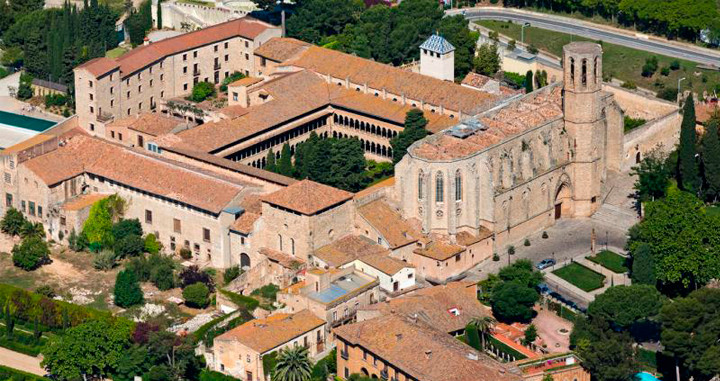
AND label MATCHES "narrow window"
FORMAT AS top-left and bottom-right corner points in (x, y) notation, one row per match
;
(418, 171), (424, 200)
(435, 172), (444, 203)
(570, 58), (575, 84)
(203, 228), (210, 243)
(145, 210), (152, 224)
(174, 218), (181, 233)
(582, 59), (587, 87)
(455, 170), (462, 201)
